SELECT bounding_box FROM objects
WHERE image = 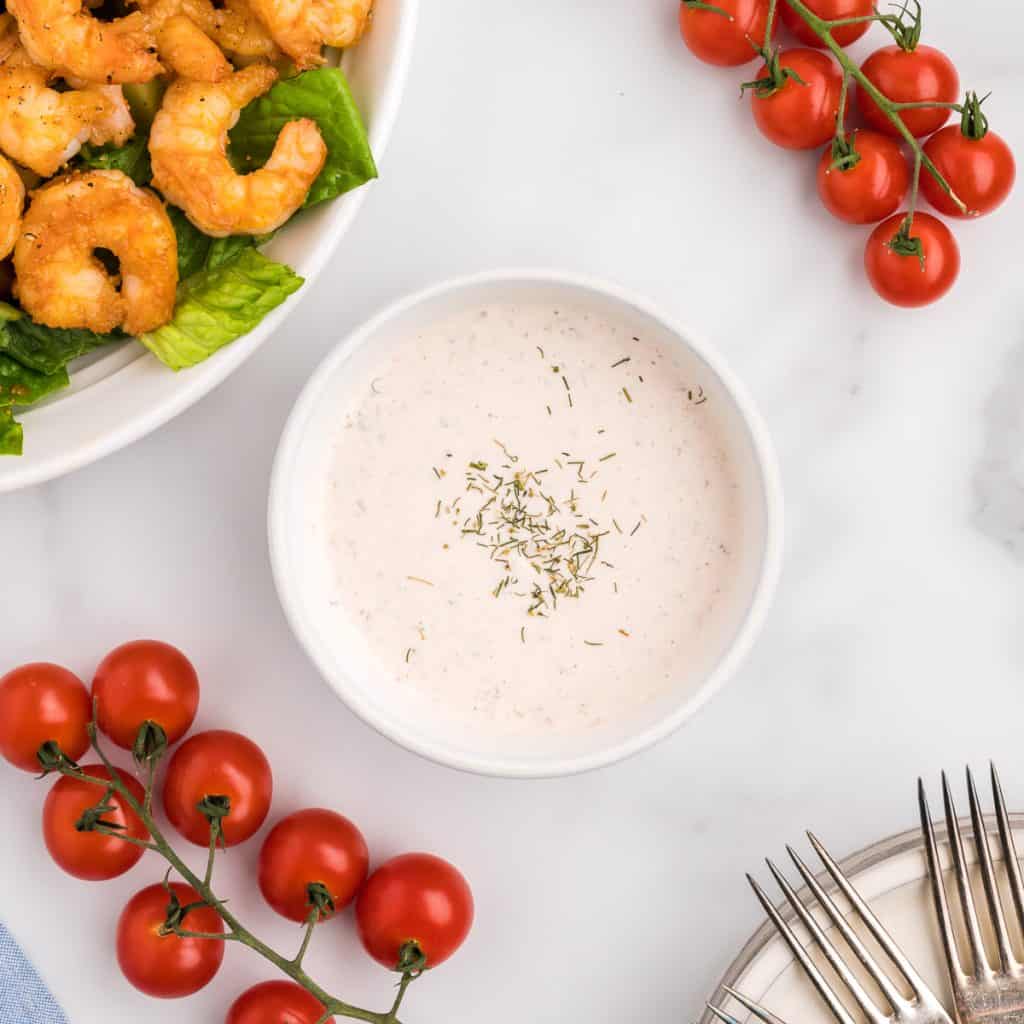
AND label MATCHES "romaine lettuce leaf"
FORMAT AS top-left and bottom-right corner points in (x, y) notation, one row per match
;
(0, 354), (69, 408)
(0, 303), (123, 375)
(0, 408), (22, 456)
(229, 67), (376, 208)
(139, 246), (303, 370)
(76, 134), (152, 186)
